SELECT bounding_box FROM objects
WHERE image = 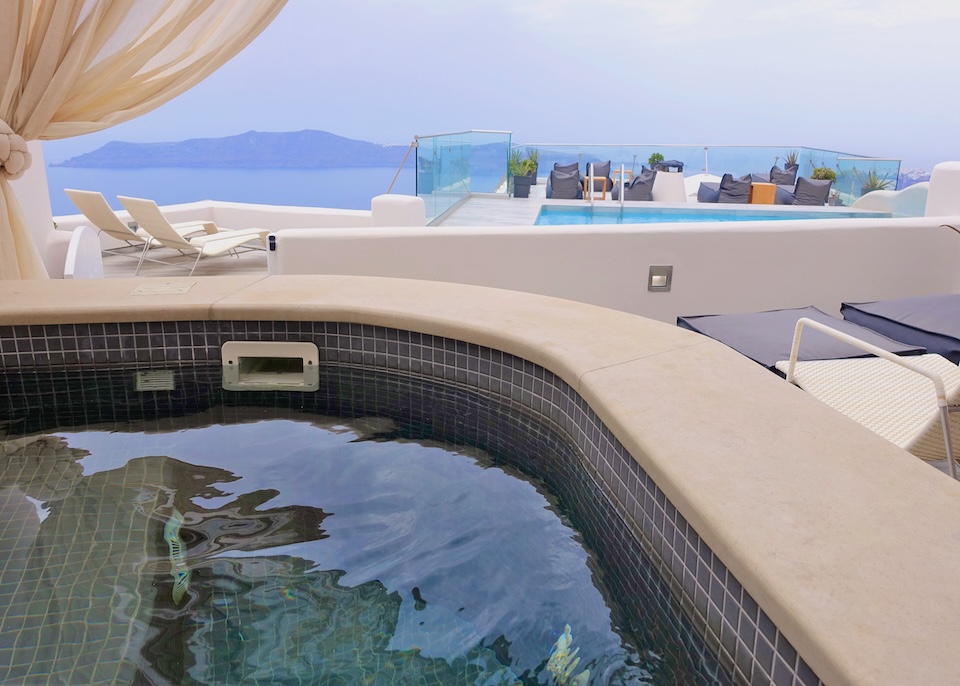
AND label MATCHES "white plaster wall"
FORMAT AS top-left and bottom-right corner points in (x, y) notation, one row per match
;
(925, 161), (960, 216)
(270, 218), (960, 323)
